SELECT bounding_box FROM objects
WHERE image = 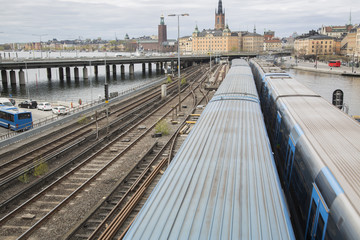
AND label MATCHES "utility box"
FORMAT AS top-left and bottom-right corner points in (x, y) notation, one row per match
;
(161, 84), (167, 99)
